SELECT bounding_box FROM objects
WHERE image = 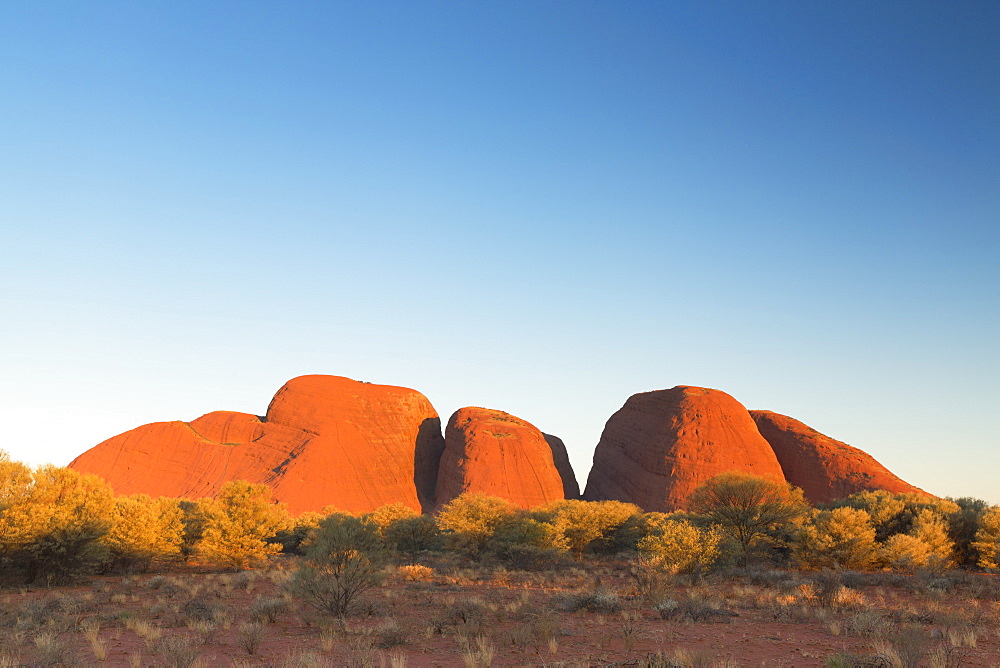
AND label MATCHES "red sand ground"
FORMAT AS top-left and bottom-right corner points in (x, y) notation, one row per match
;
(2, 559), (999, 667)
